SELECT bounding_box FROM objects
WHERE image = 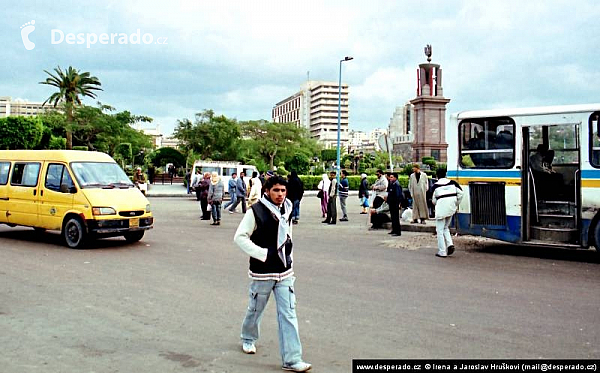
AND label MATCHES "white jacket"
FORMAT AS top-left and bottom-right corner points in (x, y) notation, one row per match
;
(431, 178), (464, 219)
